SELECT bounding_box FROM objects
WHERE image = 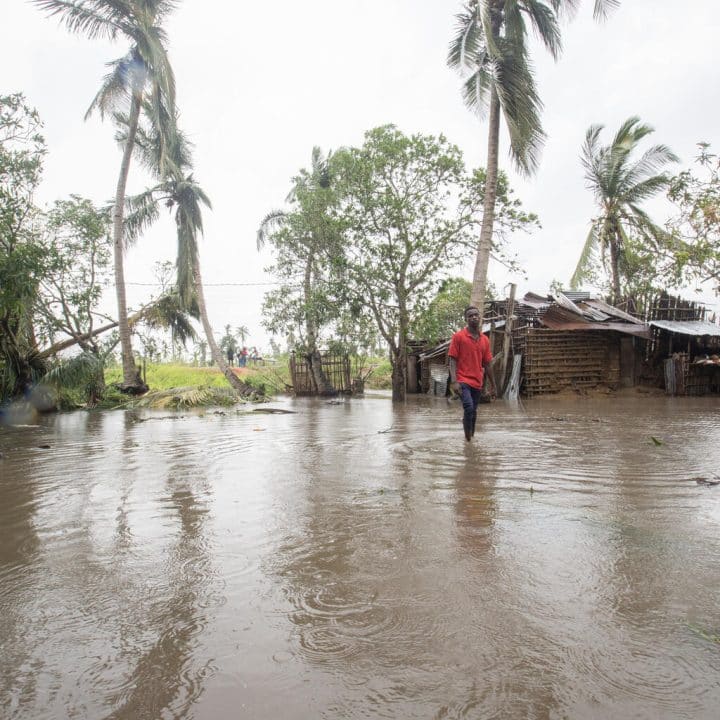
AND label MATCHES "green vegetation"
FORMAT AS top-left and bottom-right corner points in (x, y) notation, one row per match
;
(33, 0), (180, 390)
(448, 0), (619, 308)
(259, 125), (536, 401)
(99, 357), (393, 407)
(571, 117), (678, 302)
